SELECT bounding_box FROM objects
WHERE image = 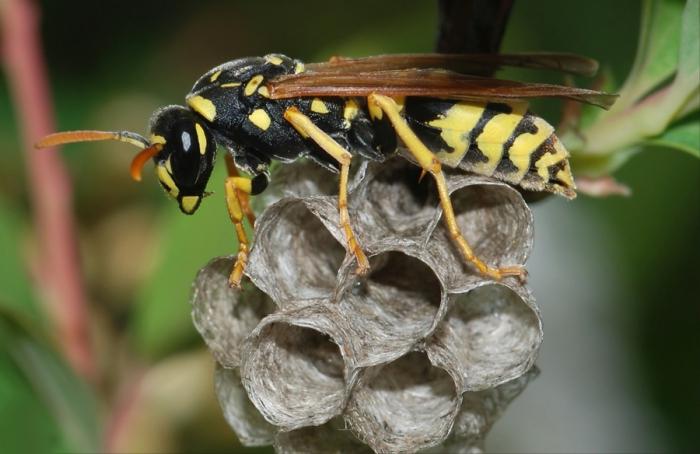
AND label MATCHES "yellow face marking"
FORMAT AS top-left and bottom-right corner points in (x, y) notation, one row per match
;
(310, 98), (329, 114)
(248, 108), (271, 130)
(210, 70), (222, 82)
(244, 75), (264, 96)
(535, 136), (570, 181)
(150, 134), (166, 145)
(429, 102), (485, 167)
(186, 95), (216, 121)
(165, 157), (173, 174)
(294, 62), (305, 74)
(156, 165), (179, 198)
(180, 195), (200, 214)
(473, 103), (527, 176)
(257, 86), (270, 98)
(265, 55), (284, 65)
(220, 82), (241, 88)
(194, 123), (207, 155)
(507, 117), (554, 183)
